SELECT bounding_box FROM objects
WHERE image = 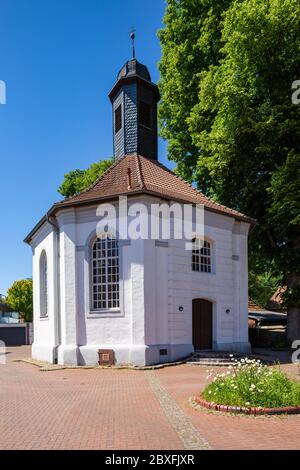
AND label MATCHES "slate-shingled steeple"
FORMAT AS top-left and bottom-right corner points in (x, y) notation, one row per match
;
(109, 57), (160, 161)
